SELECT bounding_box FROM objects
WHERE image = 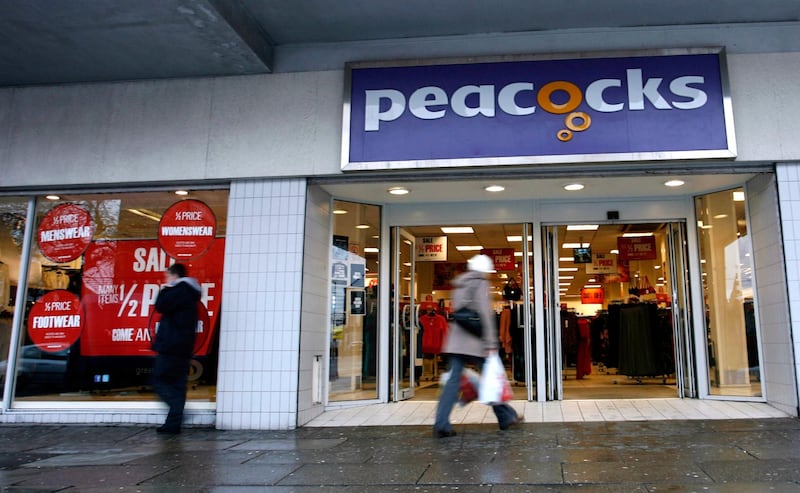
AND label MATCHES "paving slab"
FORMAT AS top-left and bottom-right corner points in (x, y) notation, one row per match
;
(563, 461), (713, 484)
(420, 460), (564, 485)
(11, 464), (175, 490)
(699, 458), (800, 482)
(277, 463), (429, 486)
(141, 463), (301, 487)
(645, 482), (800, 492)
